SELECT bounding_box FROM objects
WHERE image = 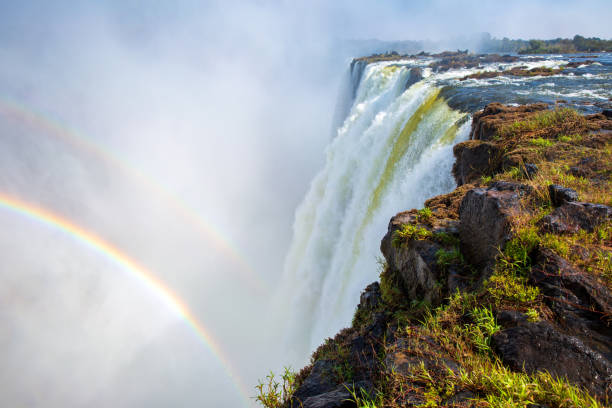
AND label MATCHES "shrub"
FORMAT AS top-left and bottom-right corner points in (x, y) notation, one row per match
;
(392, 224), (432, 247)
(255, 368), (298, 408)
